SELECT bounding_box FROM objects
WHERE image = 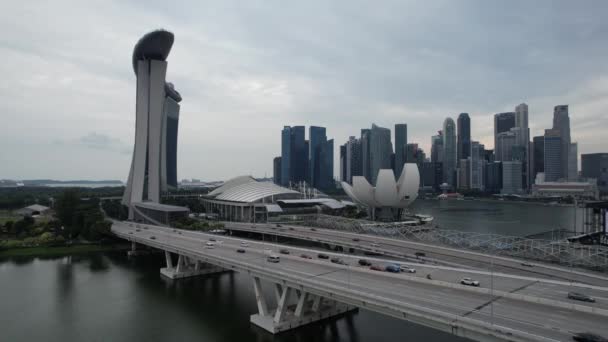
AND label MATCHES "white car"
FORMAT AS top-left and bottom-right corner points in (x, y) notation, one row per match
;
(205, 242), (216, 249)
(460, 277), (480, 287)
(240, 241), (249, 247)
(371, 242), (380, 248)
(401, 266), (416, 273)
(267, 255), (280, 263)
(264, 248), (272, 254)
